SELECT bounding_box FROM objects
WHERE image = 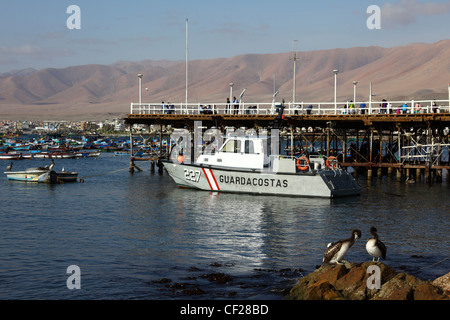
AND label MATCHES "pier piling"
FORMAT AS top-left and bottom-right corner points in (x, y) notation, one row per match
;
(150, 160), (155, 172)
